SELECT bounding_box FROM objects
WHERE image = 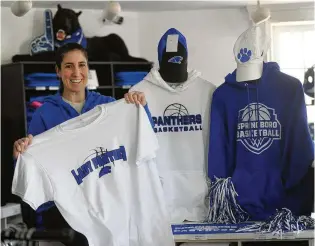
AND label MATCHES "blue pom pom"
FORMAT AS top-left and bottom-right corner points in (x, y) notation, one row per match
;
(206, 177), (249, 224)
(237, 208), (315, 235)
